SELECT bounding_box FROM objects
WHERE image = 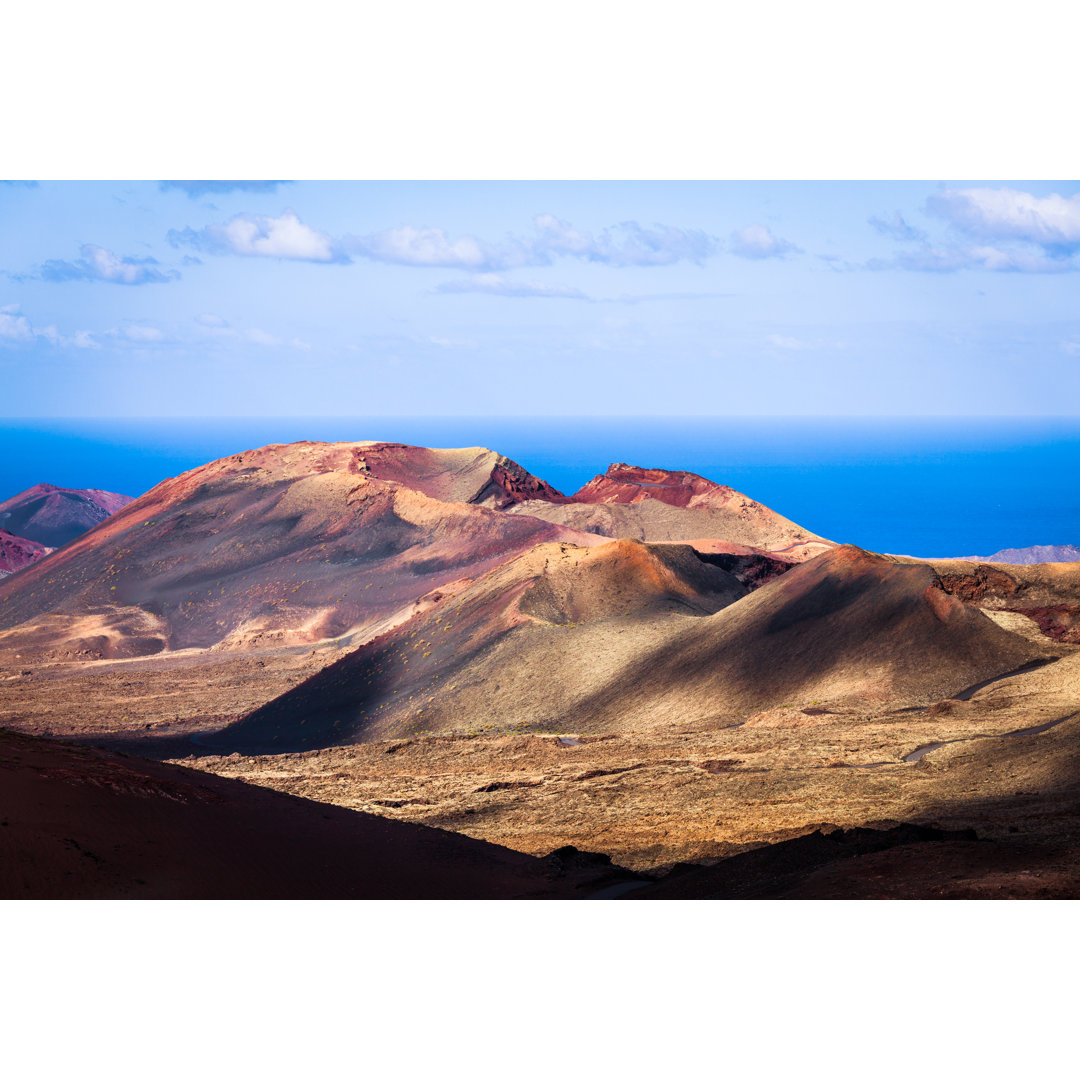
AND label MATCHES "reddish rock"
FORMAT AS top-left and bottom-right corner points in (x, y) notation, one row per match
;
(1008, 604), (1080, 644)
(571, 462), (737, 509)
(936, 563), (1020, 603)
(344, 442), (567, 508)
(509, 464), (831, 556)
(0, 528), (53, 577)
